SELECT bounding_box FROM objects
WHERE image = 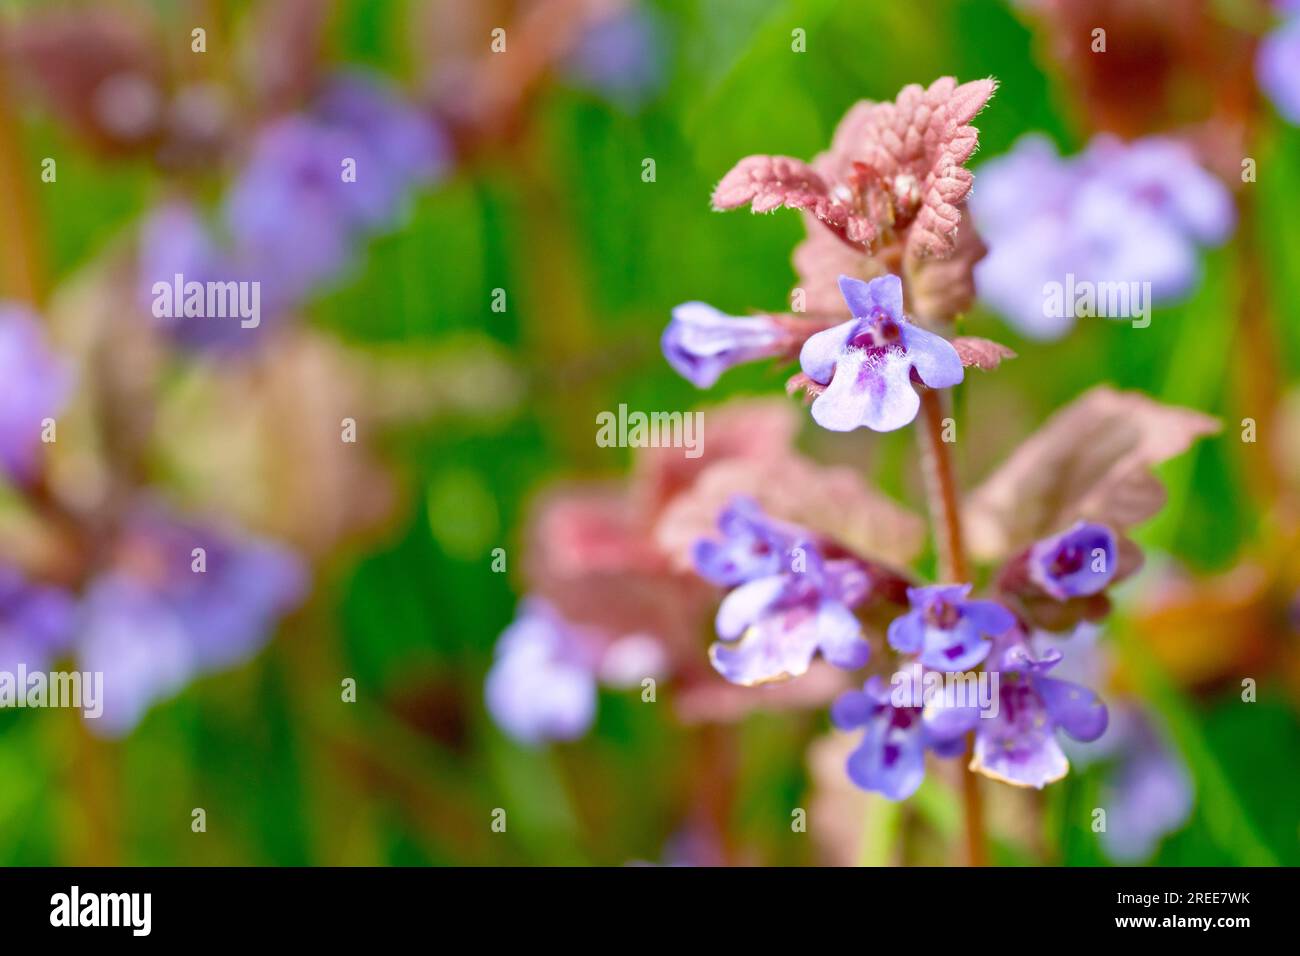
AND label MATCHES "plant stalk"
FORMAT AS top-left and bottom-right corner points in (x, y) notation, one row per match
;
(916, 387), (986, 866)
